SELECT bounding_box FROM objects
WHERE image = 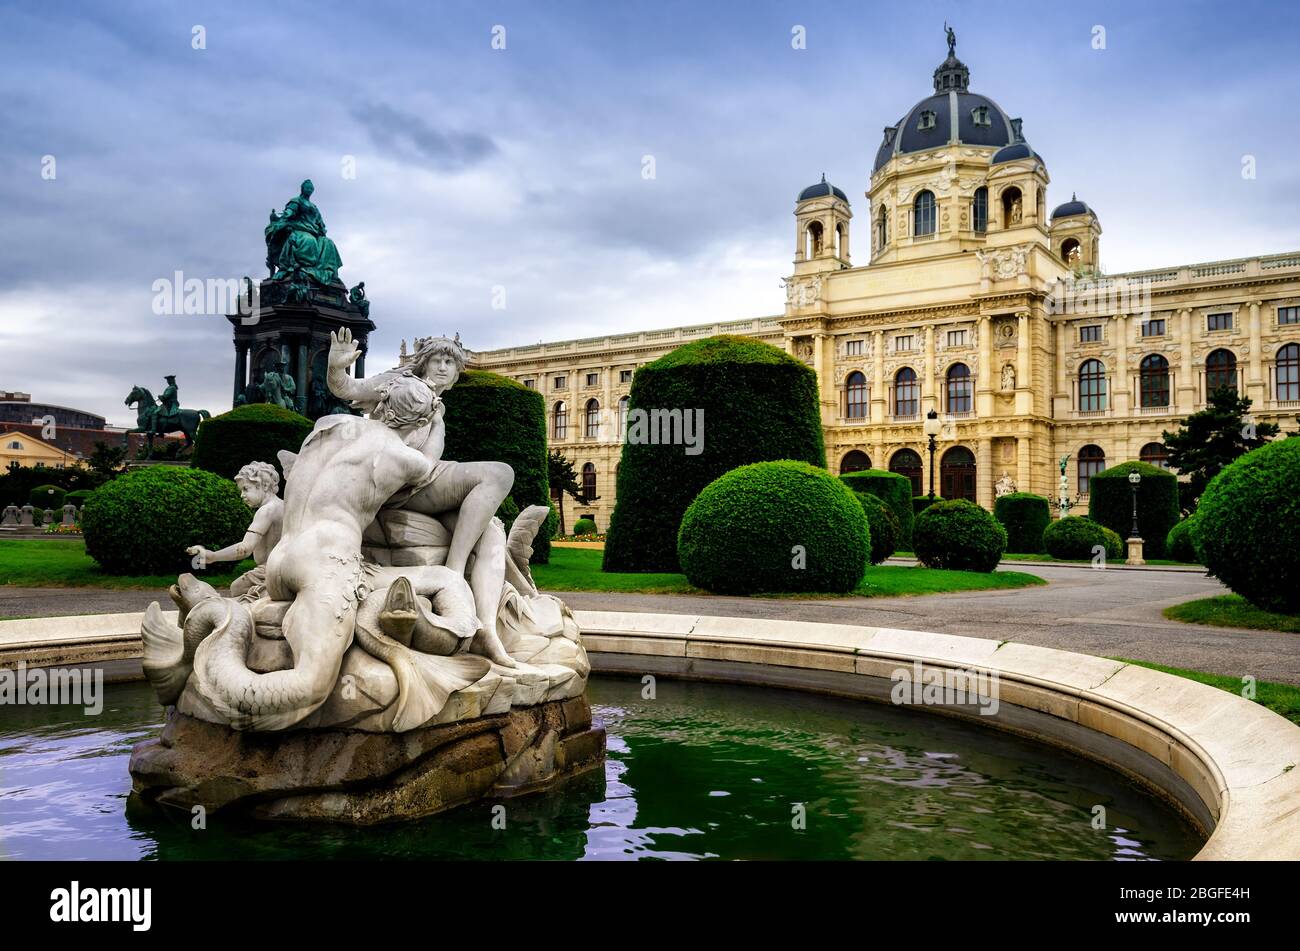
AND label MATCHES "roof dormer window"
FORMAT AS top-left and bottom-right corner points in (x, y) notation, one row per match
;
(917, 110), (937, 131)
(971, 106), (990, 127)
